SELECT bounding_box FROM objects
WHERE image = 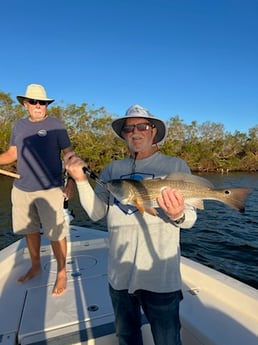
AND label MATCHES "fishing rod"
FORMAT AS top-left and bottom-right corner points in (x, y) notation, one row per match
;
(0, 169), (20, 179)
(82, 167), (106, 188)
